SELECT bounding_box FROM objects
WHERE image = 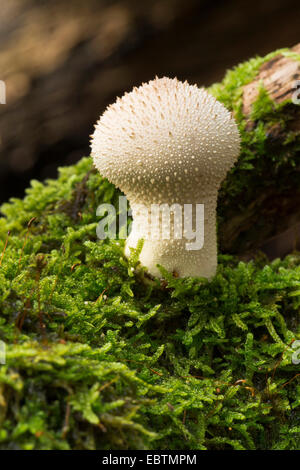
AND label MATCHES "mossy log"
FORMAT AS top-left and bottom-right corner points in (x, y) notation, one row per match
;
(214, 43), (300, 259)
